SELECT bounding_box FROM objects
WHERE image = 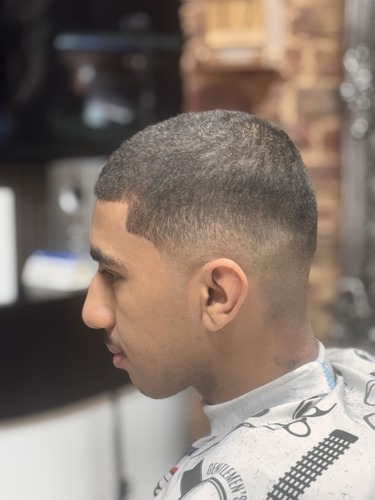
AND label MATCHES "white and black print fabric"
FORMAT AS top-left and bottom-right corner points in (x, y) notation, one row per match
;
(154, 344), (375, 499)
